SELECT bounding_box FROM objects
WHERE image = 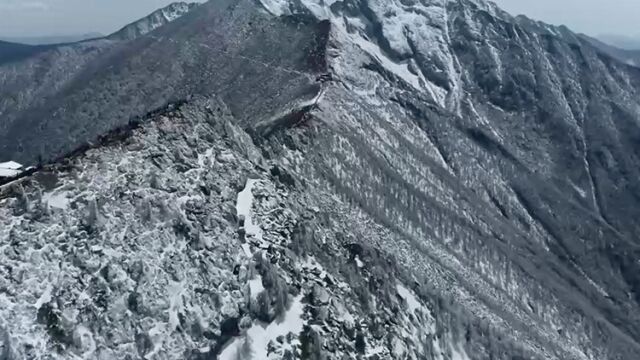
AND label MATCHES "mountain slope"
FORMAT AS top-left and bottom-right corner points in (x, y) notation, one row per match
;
(0, 2), (202, 165)
(1, 0), (640, 359)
